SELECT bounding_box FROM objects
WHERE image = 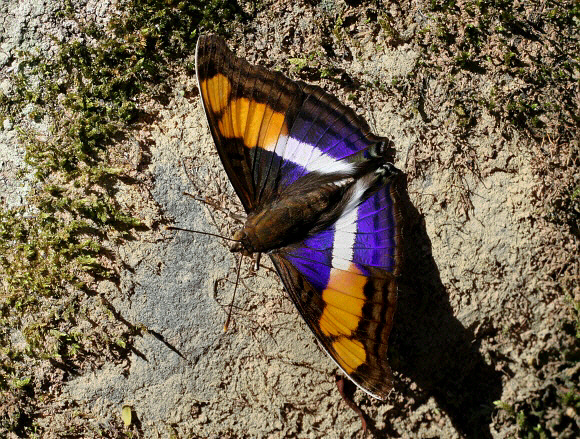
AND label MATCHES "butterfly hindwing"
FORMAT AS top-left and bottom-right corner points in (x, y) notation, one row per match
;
(195, 35), (403, 400)
(272, 179), (402, 399)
